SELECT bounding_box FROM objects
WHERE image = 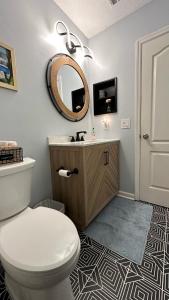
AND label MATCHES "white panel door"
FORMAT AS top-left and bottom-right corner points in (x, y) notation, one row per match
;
(140, 29), (169, 207)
